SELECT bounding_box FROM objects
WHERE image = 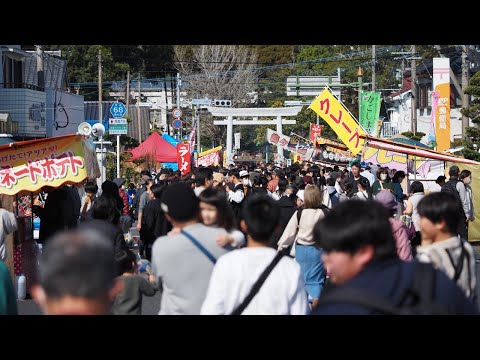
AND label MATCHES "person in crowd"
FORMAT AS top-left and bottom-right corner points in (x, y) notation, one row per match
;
(403, 180), (425, 256)
(434, 175), (446, 192)
(225, 168), (245, 222)
(33, 186), (77, 245)
(0, 207), (17, 263)
(111, 249), (156, 315)
(78, 195), (127, 255)
(267, 168), (281, 193)
(313, 200), (477, 315)
(126, 182), (137, 211)
(31, 229), (123, 315)
(360, 165), (375, 186)
(416, 192), (477, 301)
(0, 261), (17, 315)
(194, 167), (214, 197)
(442, 165), (469, 240)
(113, 178), (132, 233)
(374, 191), (412, 261)
(459, 169), (474, 229)
(323, 177), (340, 209)
(79, 181), (98, 223)
(352, 177), (372, 201)
(345, 162), (368, 197)
(239, 170), (252, 199)
(211, 172), (225, 189)
(391, 170), (407, 215)
(251, 175), (268, 196)
(140, 183), (171, 261)
(271, 179), (297, 247)
(201, 195), (308, 315)
(371, 167), (395, 196)
(132, 170), (152, 221)
(151, 182), (233, 314)
(277, 185), (329, 311)
(198, 187), (245, 248)
(136, 178), (155, 232)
